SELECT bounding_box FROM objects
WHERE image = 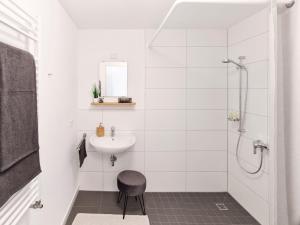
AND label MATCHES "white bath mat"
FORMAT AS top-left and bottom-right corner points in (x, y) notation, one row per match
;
(72, 214), (150, 225)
